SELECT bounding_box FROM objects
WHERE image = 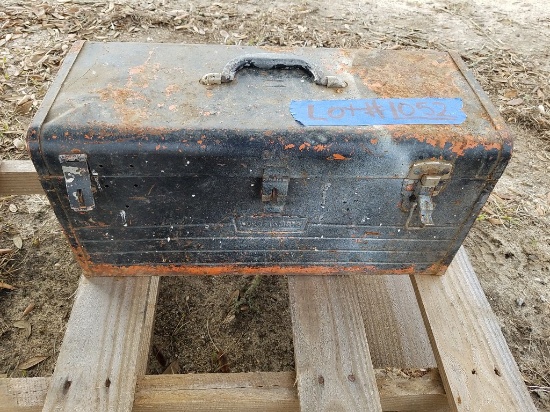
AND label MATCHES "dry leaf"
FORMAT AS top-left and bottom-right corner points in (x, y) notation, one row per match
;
(507, 98), (523, 106)
(488, 217), (504, 225)
(215, 351), (230, 373)
(13, 138), (26, 150)
(503, 89), (518, 99)
(162, 360), (181, 374)
(13, 320), (31, 338)
(0, 281), (16, 290)
(14, 100), (33, 114)
(8, 204), (18, 213)
(17, 355), (48, 370)
(22, 303), (35, 317)
(221, 312), (235, 325)
(228, 289), (240, 305)
(13, 236), (23, 249)
(0, 249), (12, 255)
